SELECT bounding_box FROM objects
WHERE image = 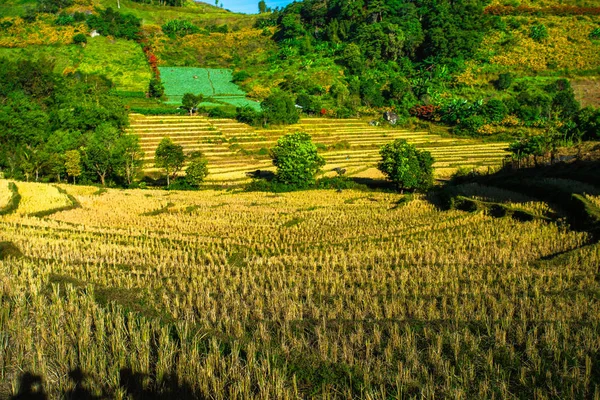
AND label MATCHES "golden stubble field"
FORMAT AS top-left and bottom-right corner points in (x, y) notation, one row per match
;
(0, 181), (599, 399)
